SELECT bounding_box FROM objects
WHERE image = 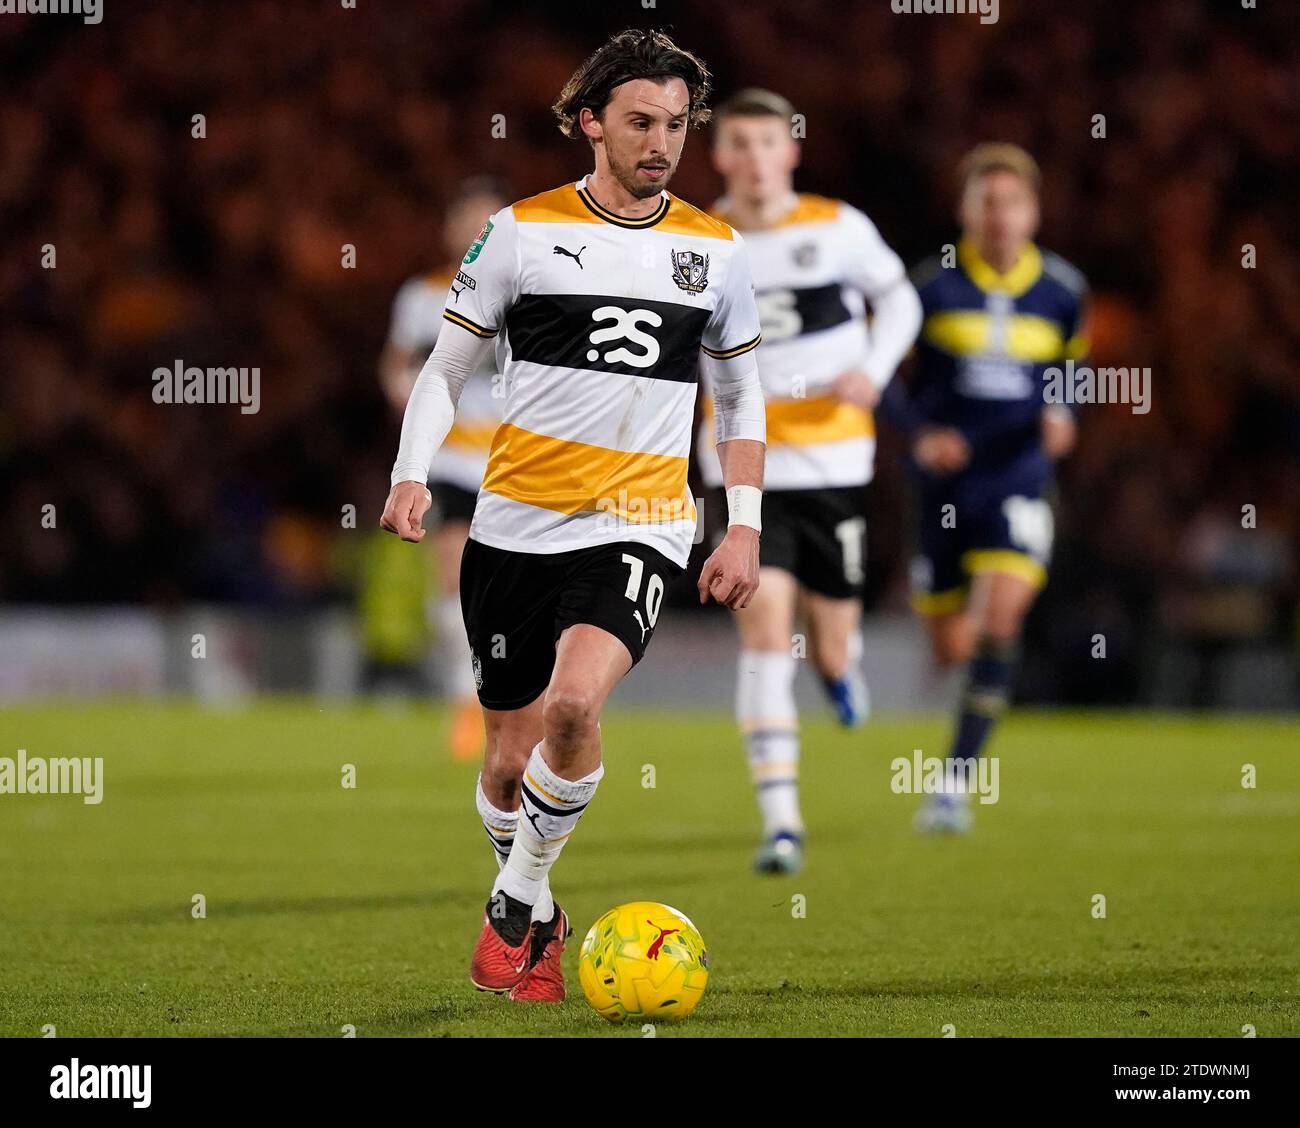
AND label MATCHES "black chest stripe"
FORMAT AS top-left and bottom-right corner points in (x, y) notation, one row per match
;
(506, 293), (712, 384)
(763, 282), (853, 337)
